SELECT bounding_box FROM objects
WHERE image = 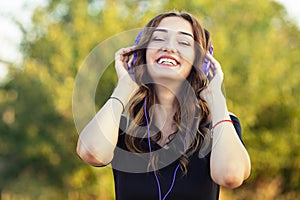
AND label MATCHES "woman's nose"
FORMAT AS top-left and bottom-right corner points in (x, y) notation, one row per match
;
(161, 46), (177, 53)
(161, 39), (177, 53)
